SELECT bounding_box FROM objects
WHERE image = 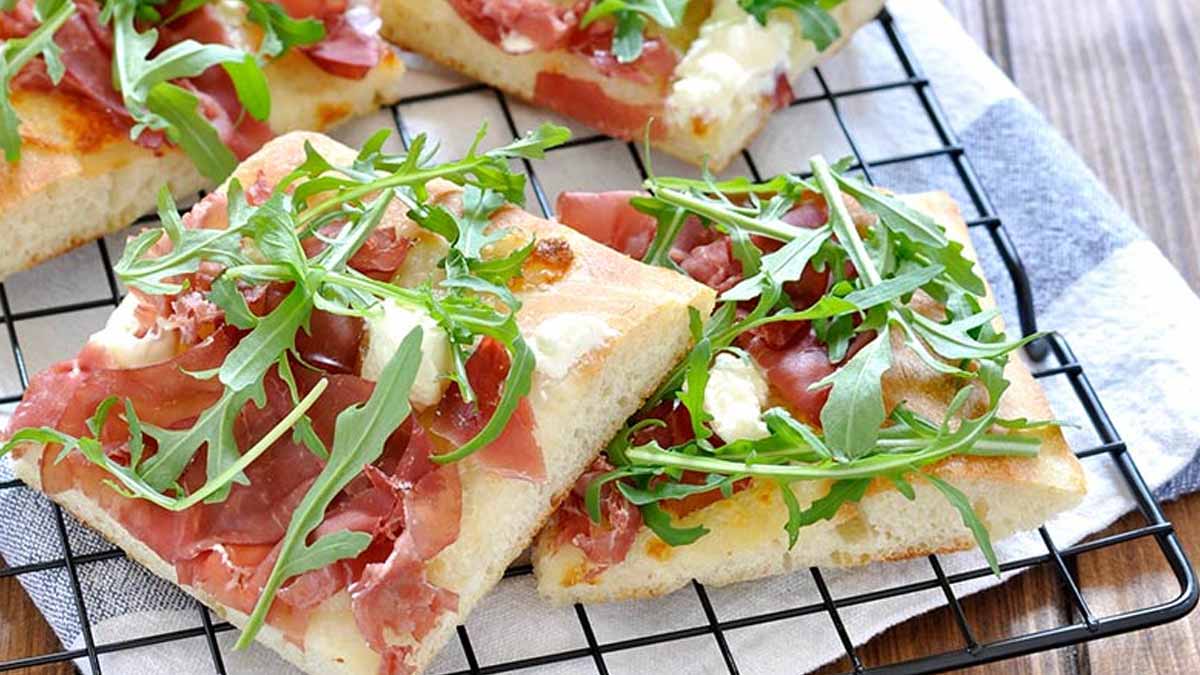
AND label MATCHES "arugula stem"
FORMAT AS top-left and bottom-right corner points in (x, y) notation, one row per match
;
(297, 158), (492, 229)
(323, 270), (429, 309)
(809, 156), (882, 286)
(625, 420), (1031, 480)
(103, 378), (327, 511)
(649, 186), (807, 242)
